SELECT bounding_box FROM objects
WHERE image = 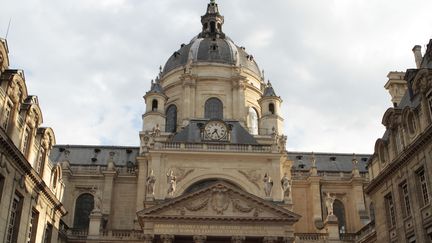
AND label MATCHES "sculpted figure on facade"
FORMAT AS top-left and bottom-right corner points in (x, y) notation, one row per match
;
(92, 187), (103, 212)
(280, 173), (291, 198)
(146, 169), (156, 195)
(166, 170), (177, 196)
(263, 173), (273, 197)
(152, 124), (161, 137)
(325, 192), (336, 216)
